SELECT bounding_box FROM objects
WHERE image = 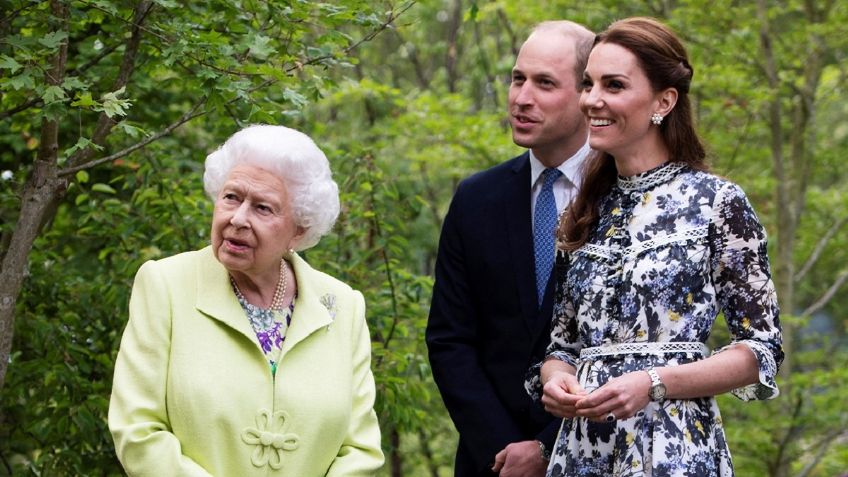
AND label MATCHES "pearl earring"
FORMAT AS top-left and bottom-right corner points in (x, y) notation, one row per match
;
(651, 113), (663, 125)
